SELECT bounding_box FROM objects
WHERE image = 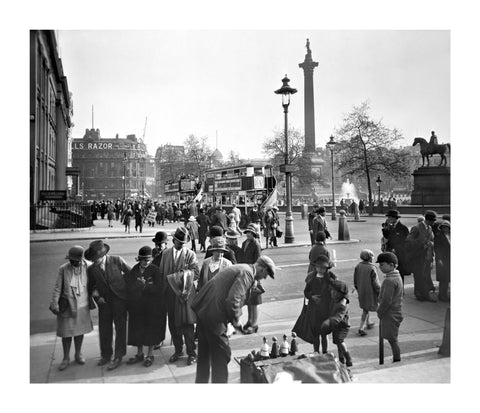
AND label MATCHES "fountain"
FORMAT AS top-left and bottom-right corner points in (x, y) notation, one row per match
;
(340, 179), (364, 222)
(341, 179), (359, 202)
